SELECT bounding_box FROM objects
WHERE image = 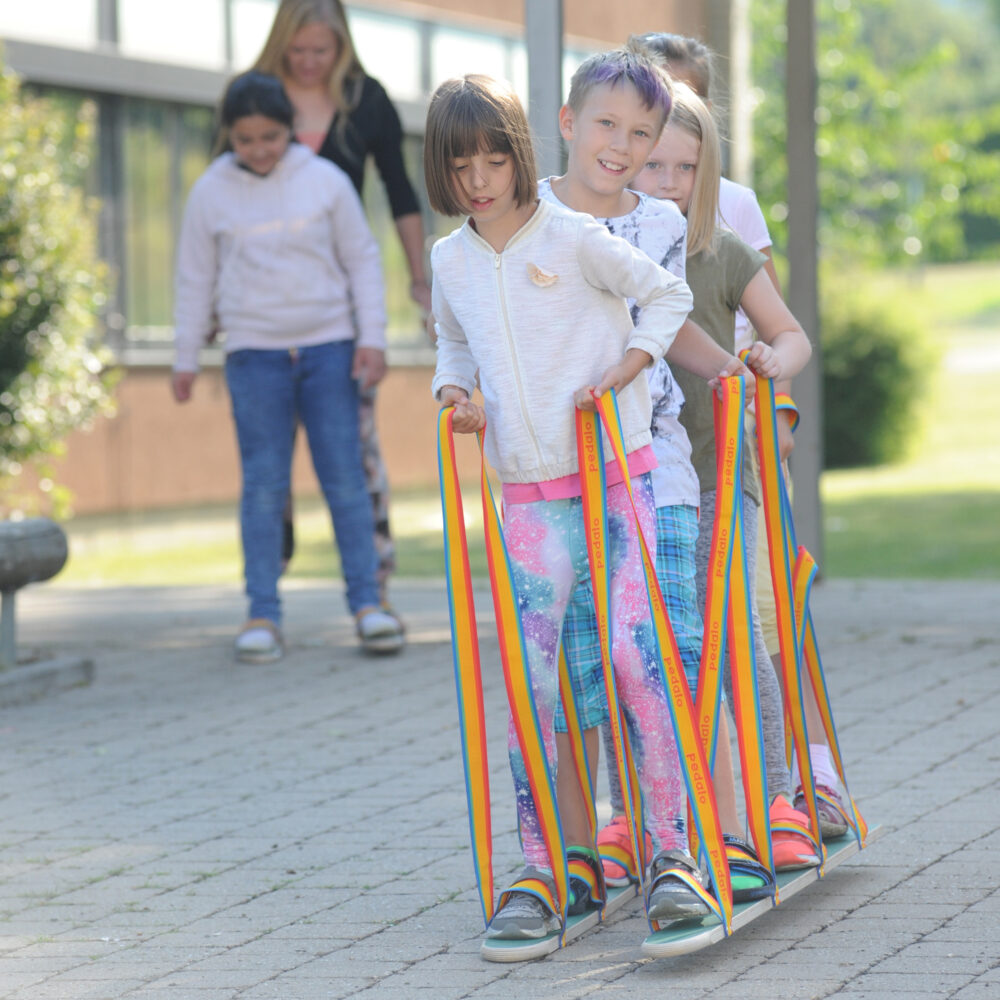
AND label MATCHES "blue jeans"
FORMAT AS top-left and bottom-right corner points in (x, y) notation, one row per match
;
(225, 342), (380, 624)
